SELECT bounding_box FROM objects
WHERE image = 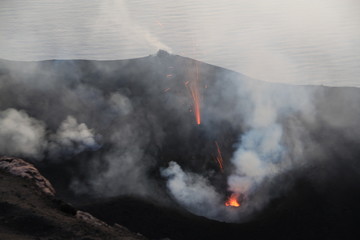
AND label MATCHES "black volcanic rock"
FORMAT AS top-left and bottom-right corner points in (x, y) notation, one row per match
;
(0, 156), (146, 240)
(0, 156), (56, 196)
(78, 176), (360, 240)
